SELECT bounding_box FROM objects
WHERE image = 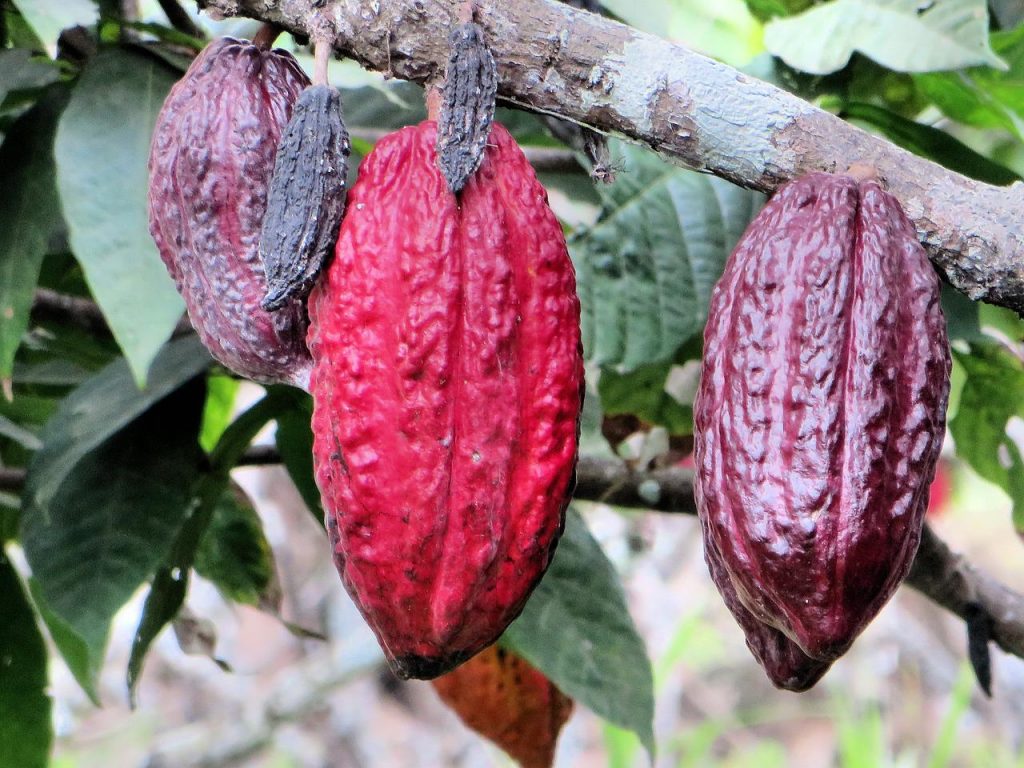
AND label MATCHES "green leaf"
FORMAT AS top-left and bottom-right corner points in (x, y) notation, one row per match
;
(9, 0), (97, 55)
(950, 343), (1024, 534)
(915, 24), (1024, 140)
(841, 102), (1020, 185)
(55, 47), (184, 385)
(0, 48), (61, 115)
(571, 141), (761, 371)
(598, 360), (694, 435)
(199, 375), (239, 453)
(0, 85), (69, 378)
(20, 340), (208, 699)
(0, 551), (52, 768)
(127, 391), (287, 701)
(502, 508), (655, 759)
(195, 484), (278, 608)
(764, 0), (1005, 75)
(21, 335), (209, 509)
(274, 389), (323, 522)
(940, 282), (984, 342)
